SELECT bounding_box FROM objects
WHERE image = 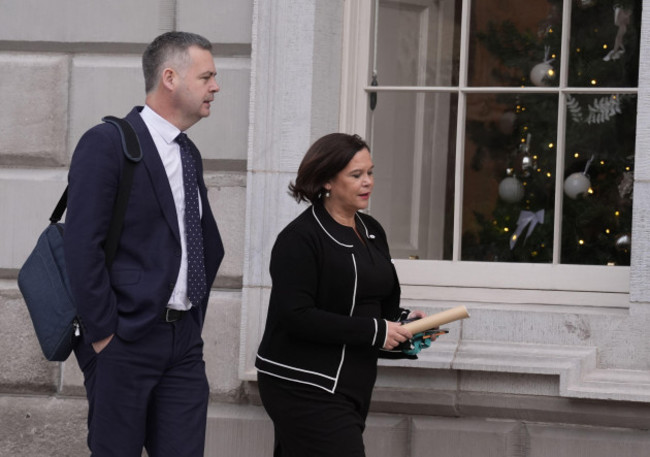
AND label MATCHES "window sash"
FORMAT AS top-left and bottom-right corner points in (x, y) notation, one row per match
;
(340, 0), (636, 294)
